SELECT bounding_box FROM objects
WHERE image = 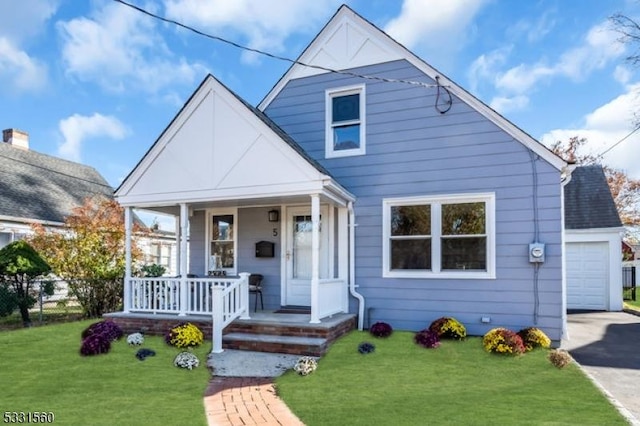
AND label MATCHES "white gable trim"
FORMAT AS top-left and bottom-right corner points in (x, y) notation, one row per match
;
(258, 5), (566, 172)
(116, 75), (354, 207)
